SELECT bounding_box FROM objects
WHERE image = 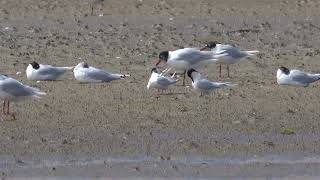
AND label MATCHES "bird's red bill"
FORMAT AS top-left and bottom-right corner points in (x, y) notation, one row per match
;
(200, 47), (207, 51)
(155, 59), (161, 66)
